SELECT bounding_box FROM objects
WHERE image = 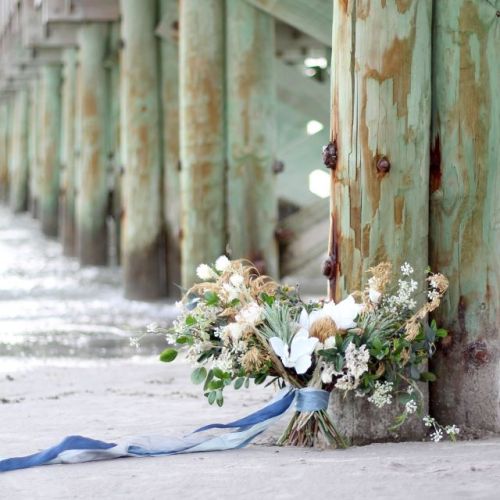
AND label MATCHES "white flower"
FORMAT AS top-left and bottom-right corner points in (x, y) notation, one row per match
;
(215, 255), (231, 272)
(196, 264), (217, 281)
(445, 425), (460, 436)
(369, 288), (382, 304)
(405, 400), (417, 414)
(235, 302), (263, 326)
(321, 362), (341, 384)
(229, 274), (244, 288)
(324, 336), (336, 349)
(146, 322), (159, 333)
(423, 415), (435, 427)
(430, 429), (443, 442)
(407, 385), (414, 394)
(368, 381), (393, 408)
(300, 295), (363, 332)
(401, 262), (414, 276)
(344, 342), (369, 379)
(222, 322), (245, 343)
(269, 330), (318, 375)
